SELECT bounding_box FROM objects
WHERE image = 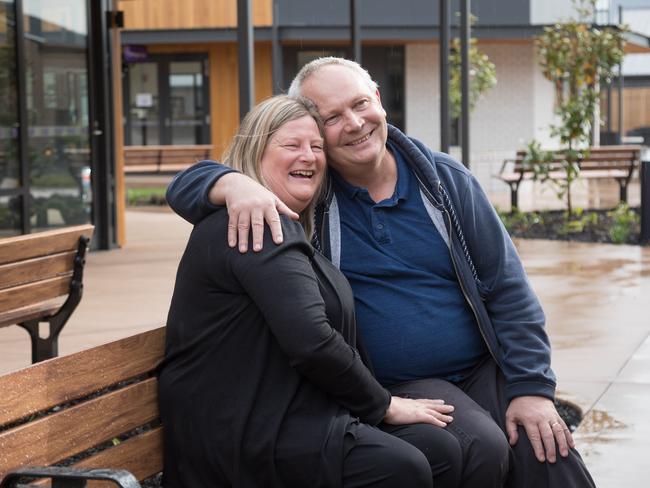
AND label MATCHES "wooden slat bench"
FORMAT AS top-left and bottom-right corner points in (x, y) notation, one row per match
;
(0, 327), (165, 488)
(496, 145), (642, 210)
(123, 145), (213, 174)
(0, 225), (94, 363)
